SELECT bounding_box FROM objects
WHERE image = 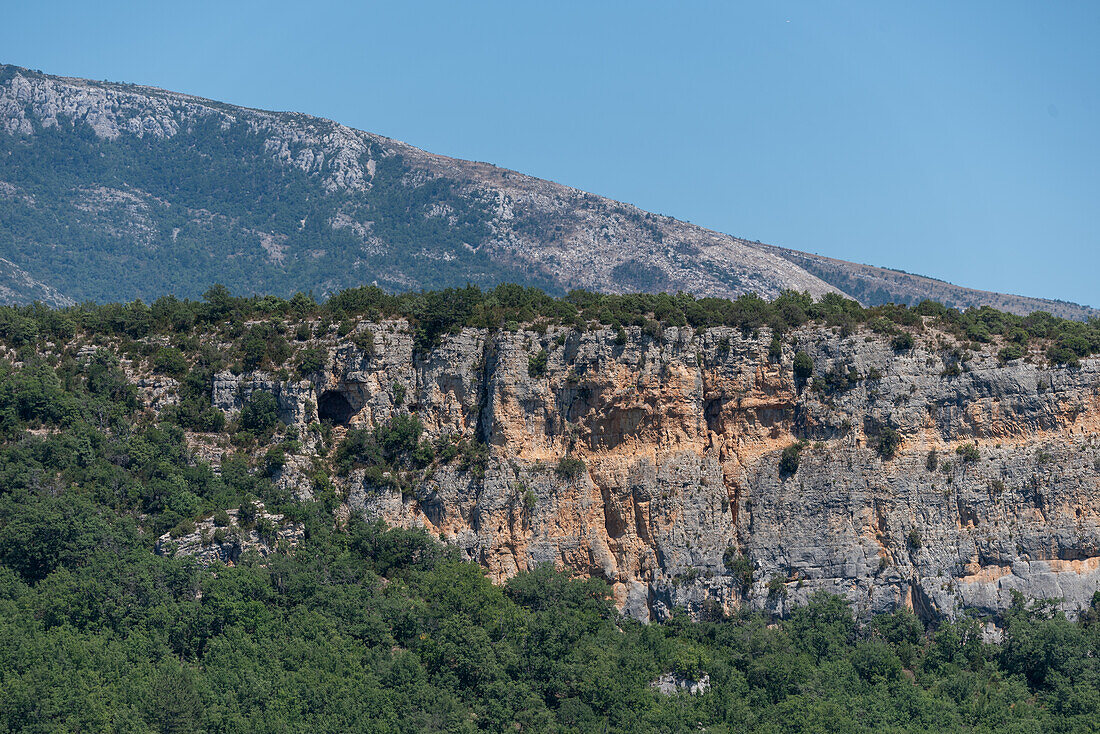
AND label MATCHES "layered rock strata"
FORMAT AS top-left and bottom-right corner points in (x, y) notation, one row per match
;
(208, 321), (1100, 621)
